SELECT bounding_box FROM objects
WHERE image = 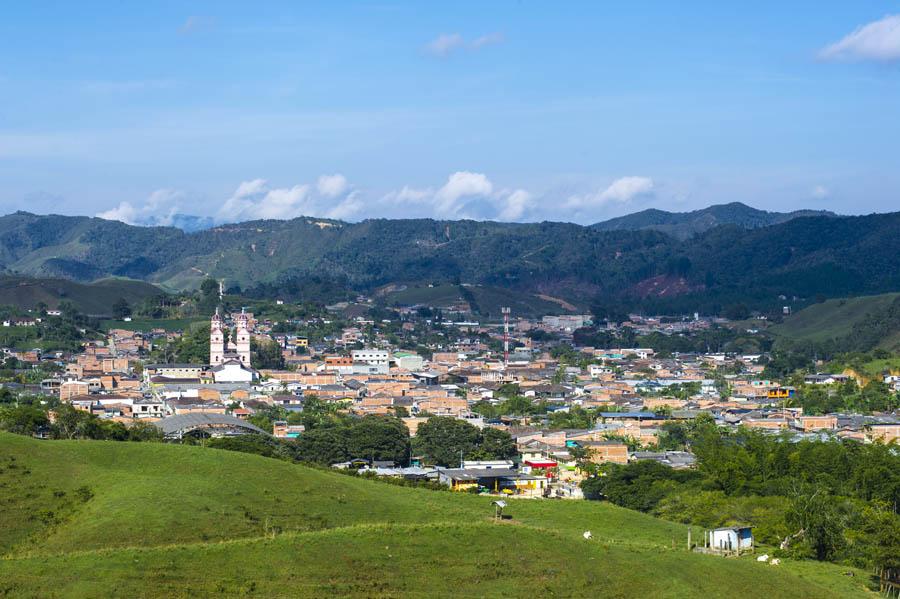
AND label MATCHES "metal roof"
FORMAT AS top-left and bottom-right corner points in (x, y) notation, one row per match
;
(154, 413), (267, 436)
